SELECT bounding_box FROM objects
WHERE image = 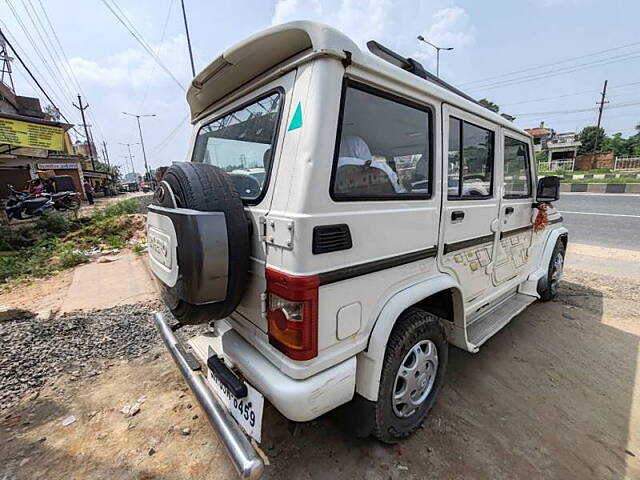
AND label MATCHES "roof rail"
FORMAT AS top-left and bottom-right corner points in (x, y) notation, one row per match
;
(366, 40), (481, 107)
